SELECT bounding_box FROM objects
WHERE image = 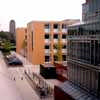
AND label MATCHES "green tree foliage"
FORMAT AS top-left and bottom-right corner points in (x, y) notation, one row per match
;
(3, 40), (12, 52)
(0, 31), (7, 39)
(0, 31), (15, 42)
(0, 31), (16, 53)
(22, 39), (27, 49)
(55, 35), (62, 62)
(21, 39), (27, 57)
